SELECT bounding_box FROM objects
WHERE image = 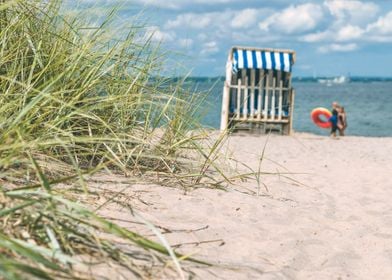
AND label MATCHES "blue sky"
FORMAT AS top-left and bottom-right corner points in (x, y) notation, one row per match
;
(76, 0), (392, 77)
